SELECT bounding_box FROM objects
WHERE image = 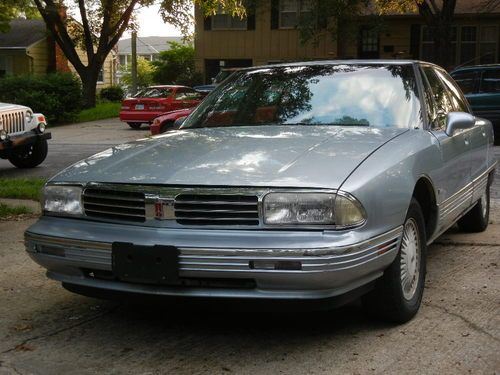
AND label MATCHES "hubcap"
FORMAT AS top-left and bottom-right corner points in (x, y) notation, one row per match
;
(400, 218), (421, 301)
